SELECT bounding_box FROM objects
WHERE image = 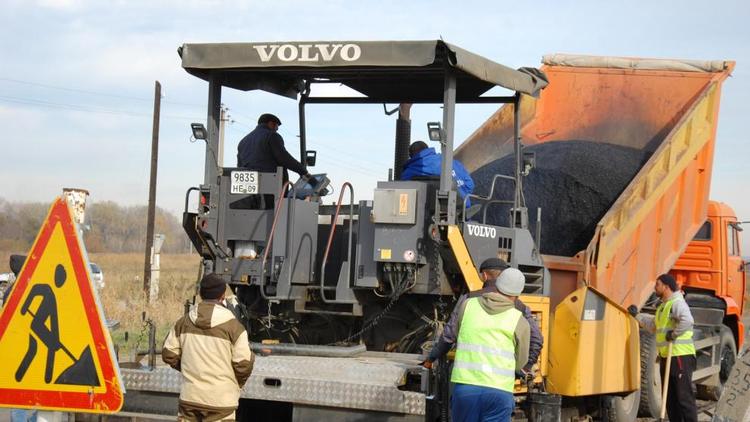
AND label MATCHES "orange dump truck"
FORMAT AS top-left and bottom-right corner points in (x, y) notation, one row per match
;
(457, 54), (741, 419)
